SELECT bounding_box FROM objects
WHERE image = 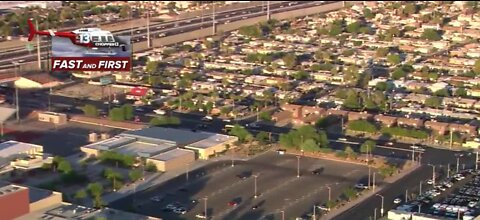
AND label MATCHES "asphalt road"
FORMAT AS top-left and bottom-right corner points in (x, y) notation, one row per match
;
(109, 151), (371, 220)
